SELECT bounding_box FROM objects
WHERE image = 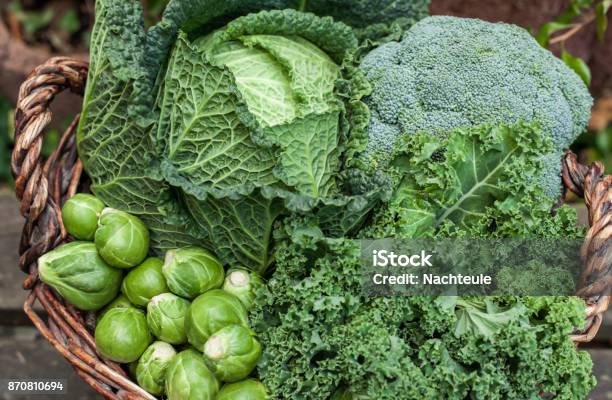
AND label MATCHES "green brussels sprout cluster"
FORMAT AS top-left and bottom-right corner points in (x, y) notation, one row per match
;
(136, 247), (265, 397)
(46, 193), (267, 397)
